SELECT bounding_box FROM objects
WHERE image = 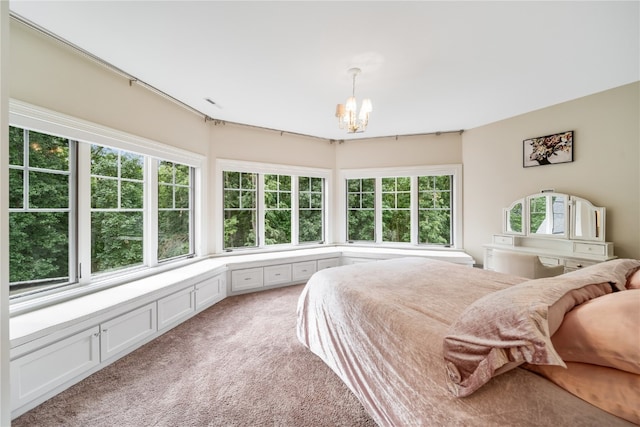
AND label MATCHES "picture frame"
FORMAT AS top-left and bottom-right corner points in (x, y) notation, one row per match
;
(523, 130), (573, 168)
